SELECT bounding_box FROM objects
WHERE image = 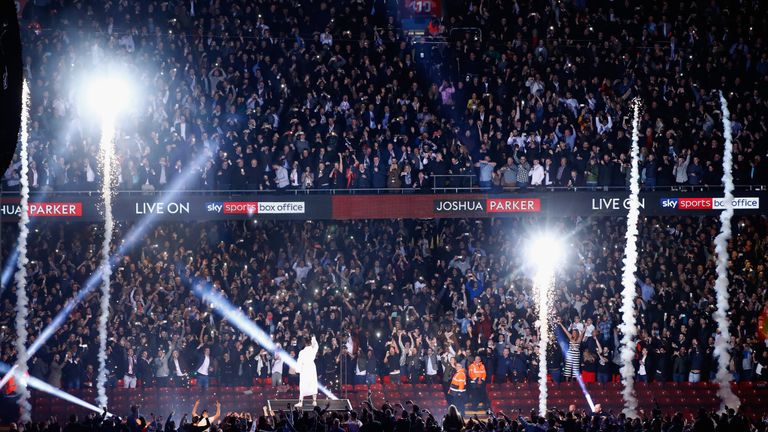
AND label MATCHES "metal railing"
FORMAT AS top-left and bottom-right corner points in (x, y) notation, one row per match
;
(449, 27), (482, 43)
(431, 174), (475, 193)
(0, 184), (764, 196)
